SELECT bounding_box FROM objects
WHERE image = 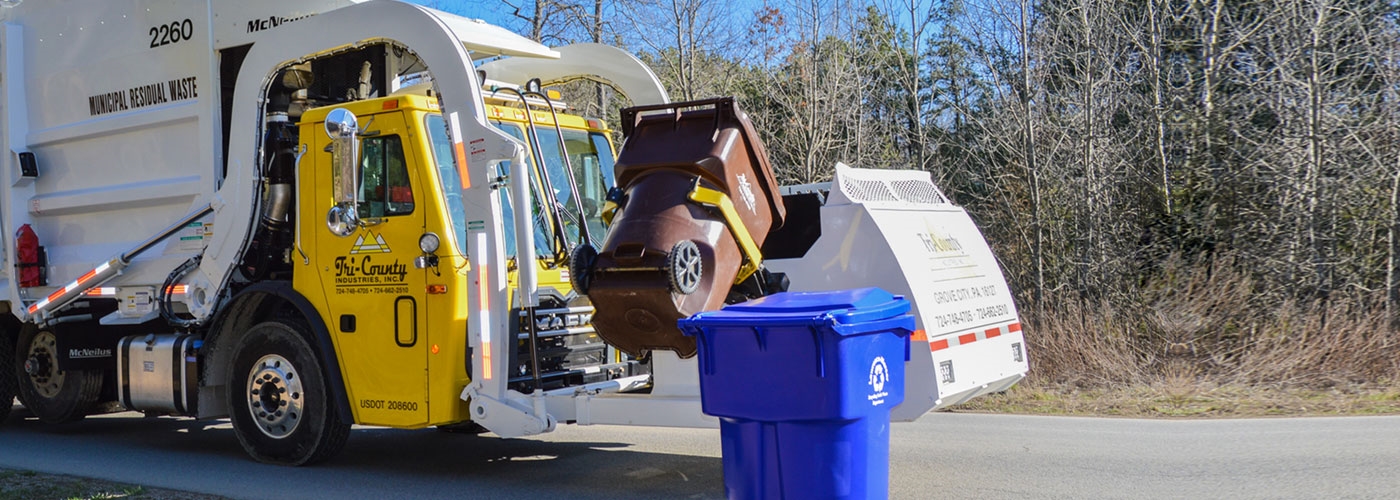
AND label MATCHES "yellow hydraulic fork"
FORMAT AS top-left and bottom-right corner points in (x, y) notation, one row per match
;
(686, 178), (763, 285)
